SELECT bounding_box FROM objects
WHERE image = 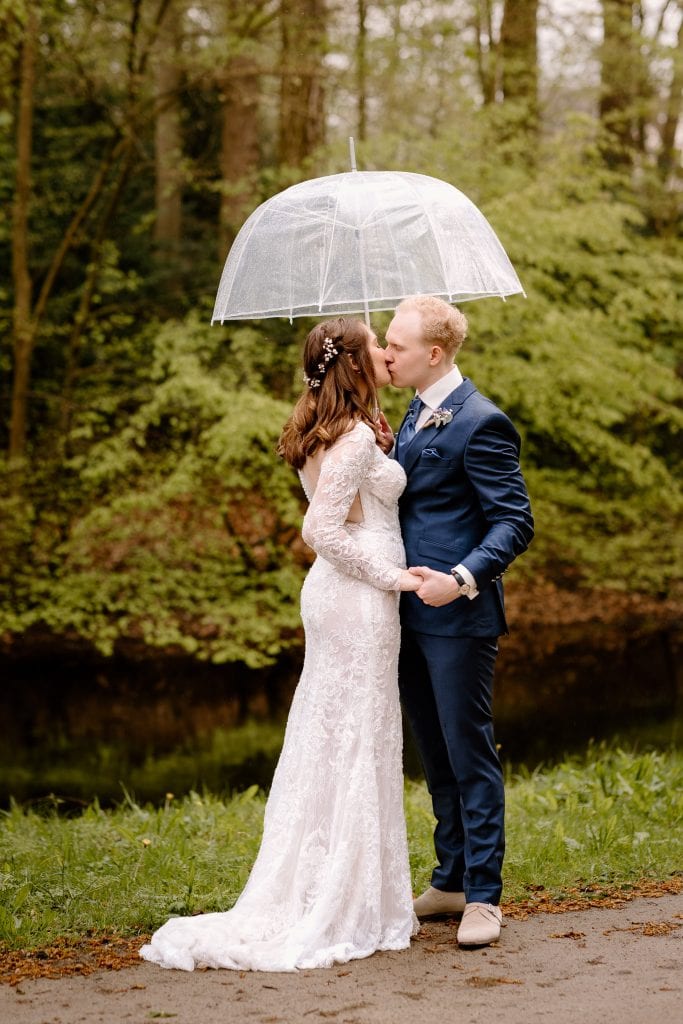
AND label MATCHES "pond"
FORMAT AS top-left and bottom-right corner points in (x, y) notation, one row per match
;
(2, 618), (680, 808)
(3, 699), (681, 810)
